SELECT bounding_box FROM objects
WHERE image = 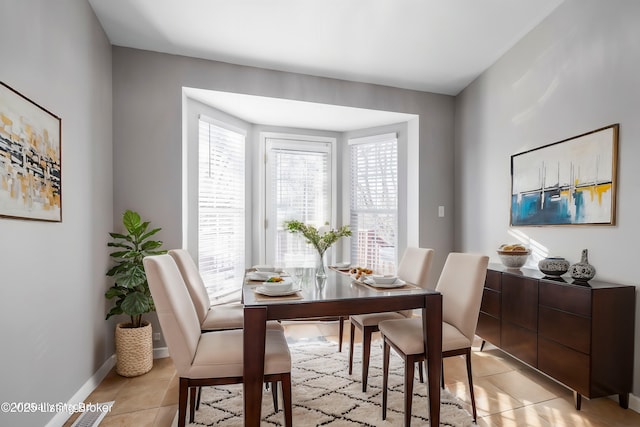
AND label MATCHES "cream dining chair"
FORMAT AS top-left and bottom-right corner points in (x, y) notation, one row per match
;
(168, 248), (285, 332)
(378, 252), (489, 425)
(143, 254), (293, 427)
(348, 247), (434, 391)
(167, 249), (283, 411)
